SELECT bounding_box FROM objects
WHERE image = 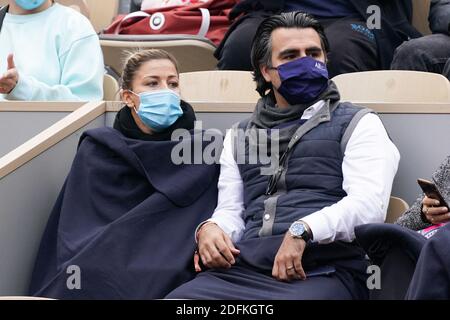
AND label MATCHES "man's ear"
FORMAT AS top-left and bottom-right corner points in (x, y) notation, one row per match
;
(324, 52), (330, 65)
(260, 64), (273, 84)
